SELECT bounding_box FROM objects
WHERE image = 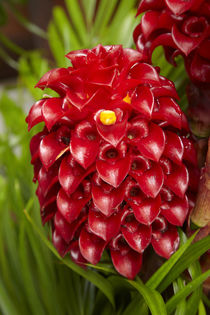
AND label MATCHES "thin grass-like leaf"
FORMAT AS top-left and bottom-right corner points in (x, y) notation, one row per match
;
(10, 6), (47, 39)
(0, 46), (18, 69)
(0, 32), (25, 55)
(173, 277), (187, 315)
(85, 262), (116, 275)
(146, 231), (198, 290)
(0, 280), (19, 315)
(93, 0), (118, 37)
(65, 0), (87, 45)
(158, 236), (210, 292)
(24, 210), (116, 308)
(52, 6), (80, 53)
(202, 294), (210, 308)
(166, 270), (210, 314)
(198, 300), (207, 315)
(19, 52), (50, 100)
(122, 296), (148, 315)
(19, 220), (46, 315)
(0, 93), (25, 135)
(82, 0), (97, 28)
(48, 21), (66, 67)
(126, 278), (167, 315)
(108, 0), (136, 32)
